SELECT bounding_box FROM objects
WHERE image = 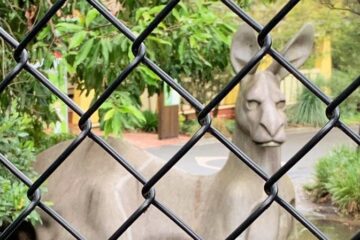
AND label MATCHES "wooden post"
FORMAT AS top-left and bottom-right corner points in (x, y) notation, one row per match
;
(158, 92), (179, 139)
